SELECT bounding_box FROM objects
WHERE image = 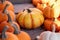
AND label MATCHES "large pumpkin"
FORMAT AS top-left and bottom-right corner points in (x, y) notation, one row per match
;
(44, 18), (60, 31)
(0, 0), (14, 12)
(17, 8), (44, 29)
(43, 2), (60, 19)
(0, 26), (19, 40)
